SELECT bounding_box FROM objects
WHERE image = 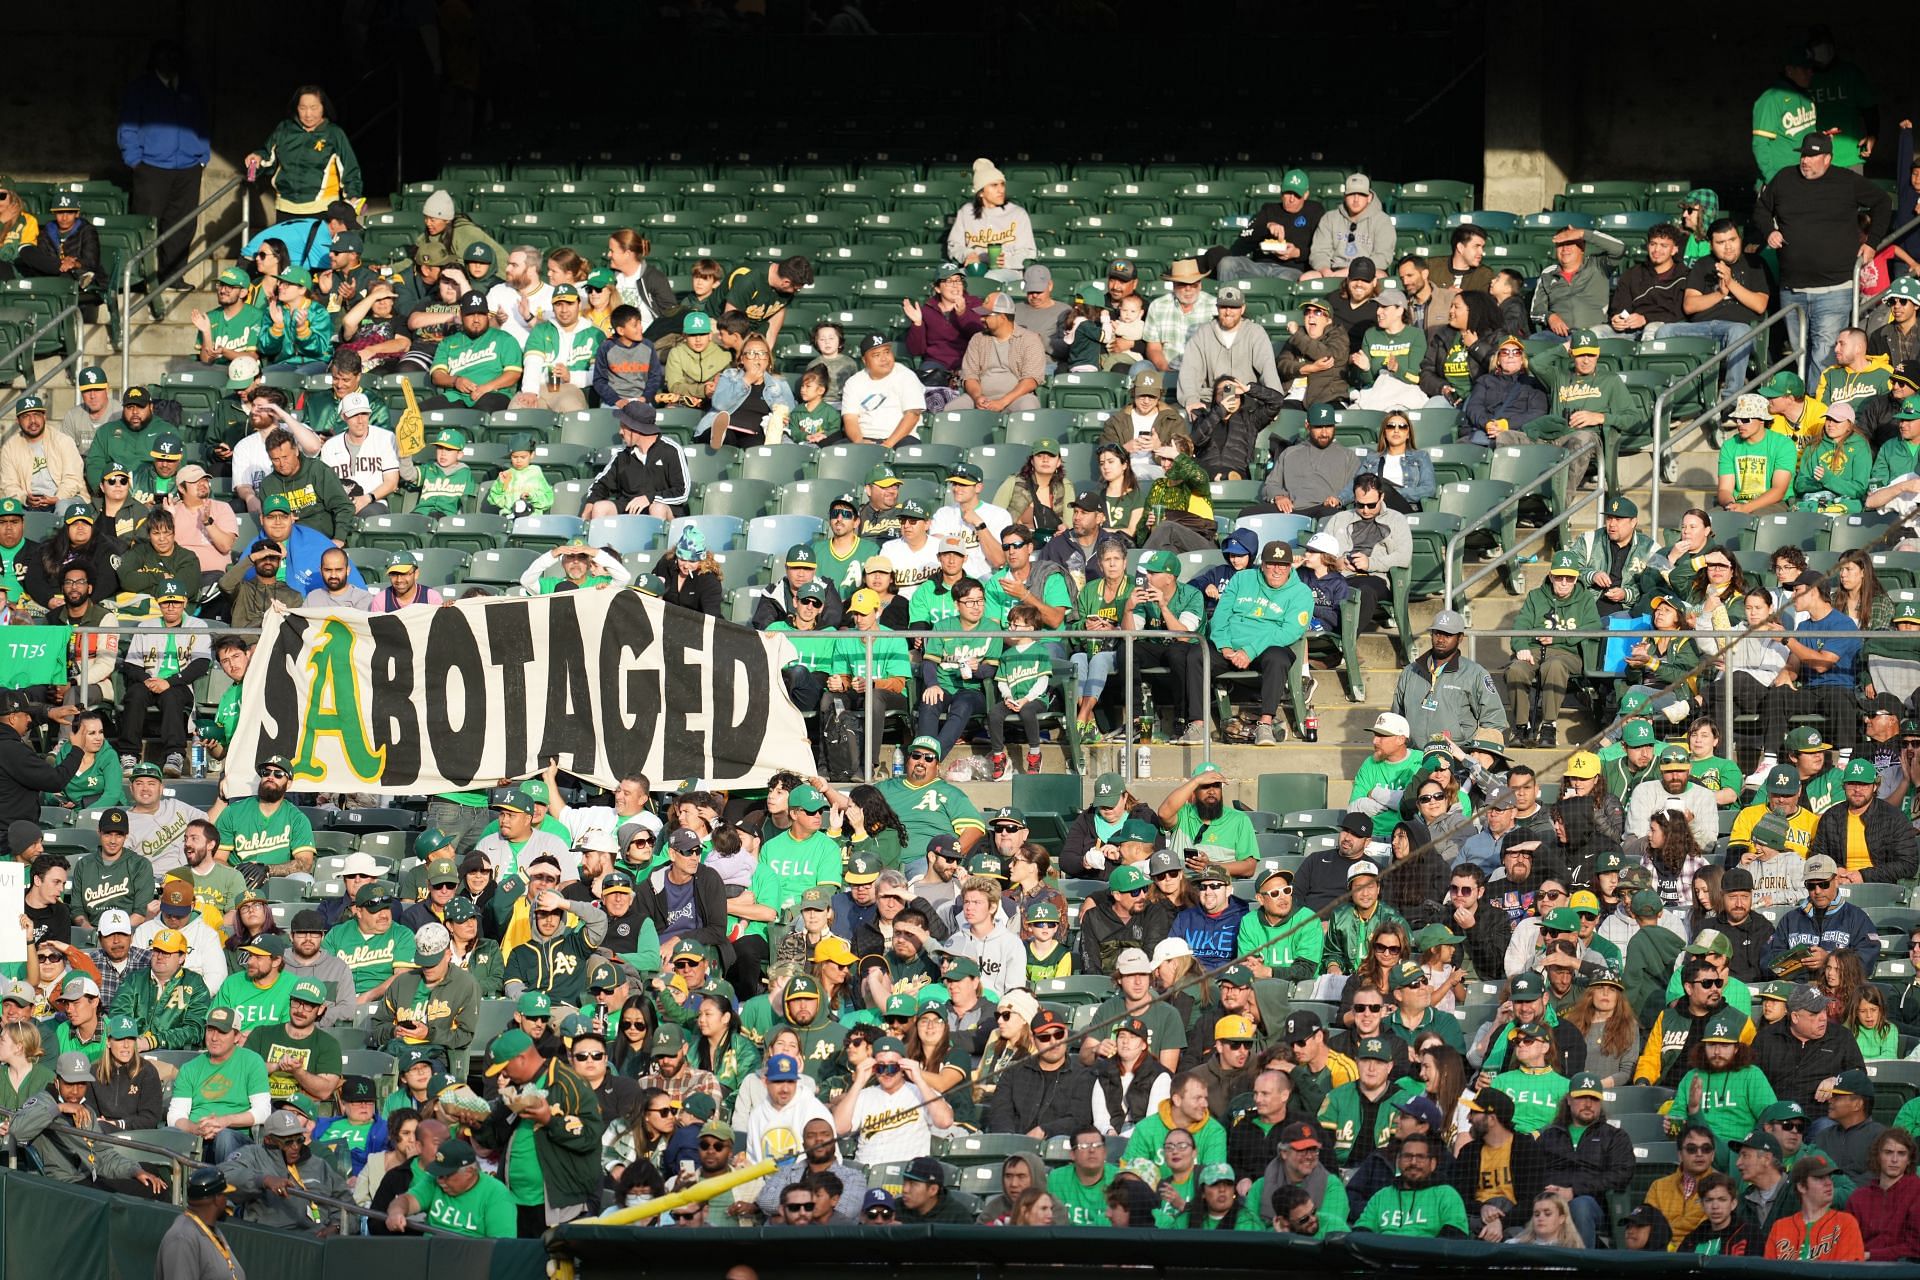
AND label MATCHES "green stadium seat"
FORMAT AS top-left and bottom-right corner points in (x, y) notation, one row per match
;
(1047, 372), (1126, 411)
(587, 515), (668, 556)
(1257, 775), (1329, 813)
(852, 213), (923, 252)
(537, 181), (611, 215)
(815, 444), (895, 485)
(480, 407), (558, 446)
(43, 179), (129, 216)
(356, 512), (431, 551)
(672, 514), (745, 552)
(1749, 513), (1831, 555)
(1004, 410), (1079, 447)
(891, 444), (966, 486)
(529, 442), (599, 481)
(490, 212), (569, 252)
(510, 514), (588, 551)
(1027, 181), (1106, 215)
(648, 161), (711, 183)
(463, 547), (542, 586)
(698, 480), (780, 520)
(412, 549), (471, 587)
(1830, 514), (1900, 552)
(816, 181), (889, 216)
(1392, 180), (1475, 218)
(1557, 181), (1648, 216)
(433, 513), (512, 554)
(926, 410), (1002, 449)
(549, 481), (592, 518)
(738, 444), (815, 486)
(0, 278), (80, 356)
(745, 515), (826, 557)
